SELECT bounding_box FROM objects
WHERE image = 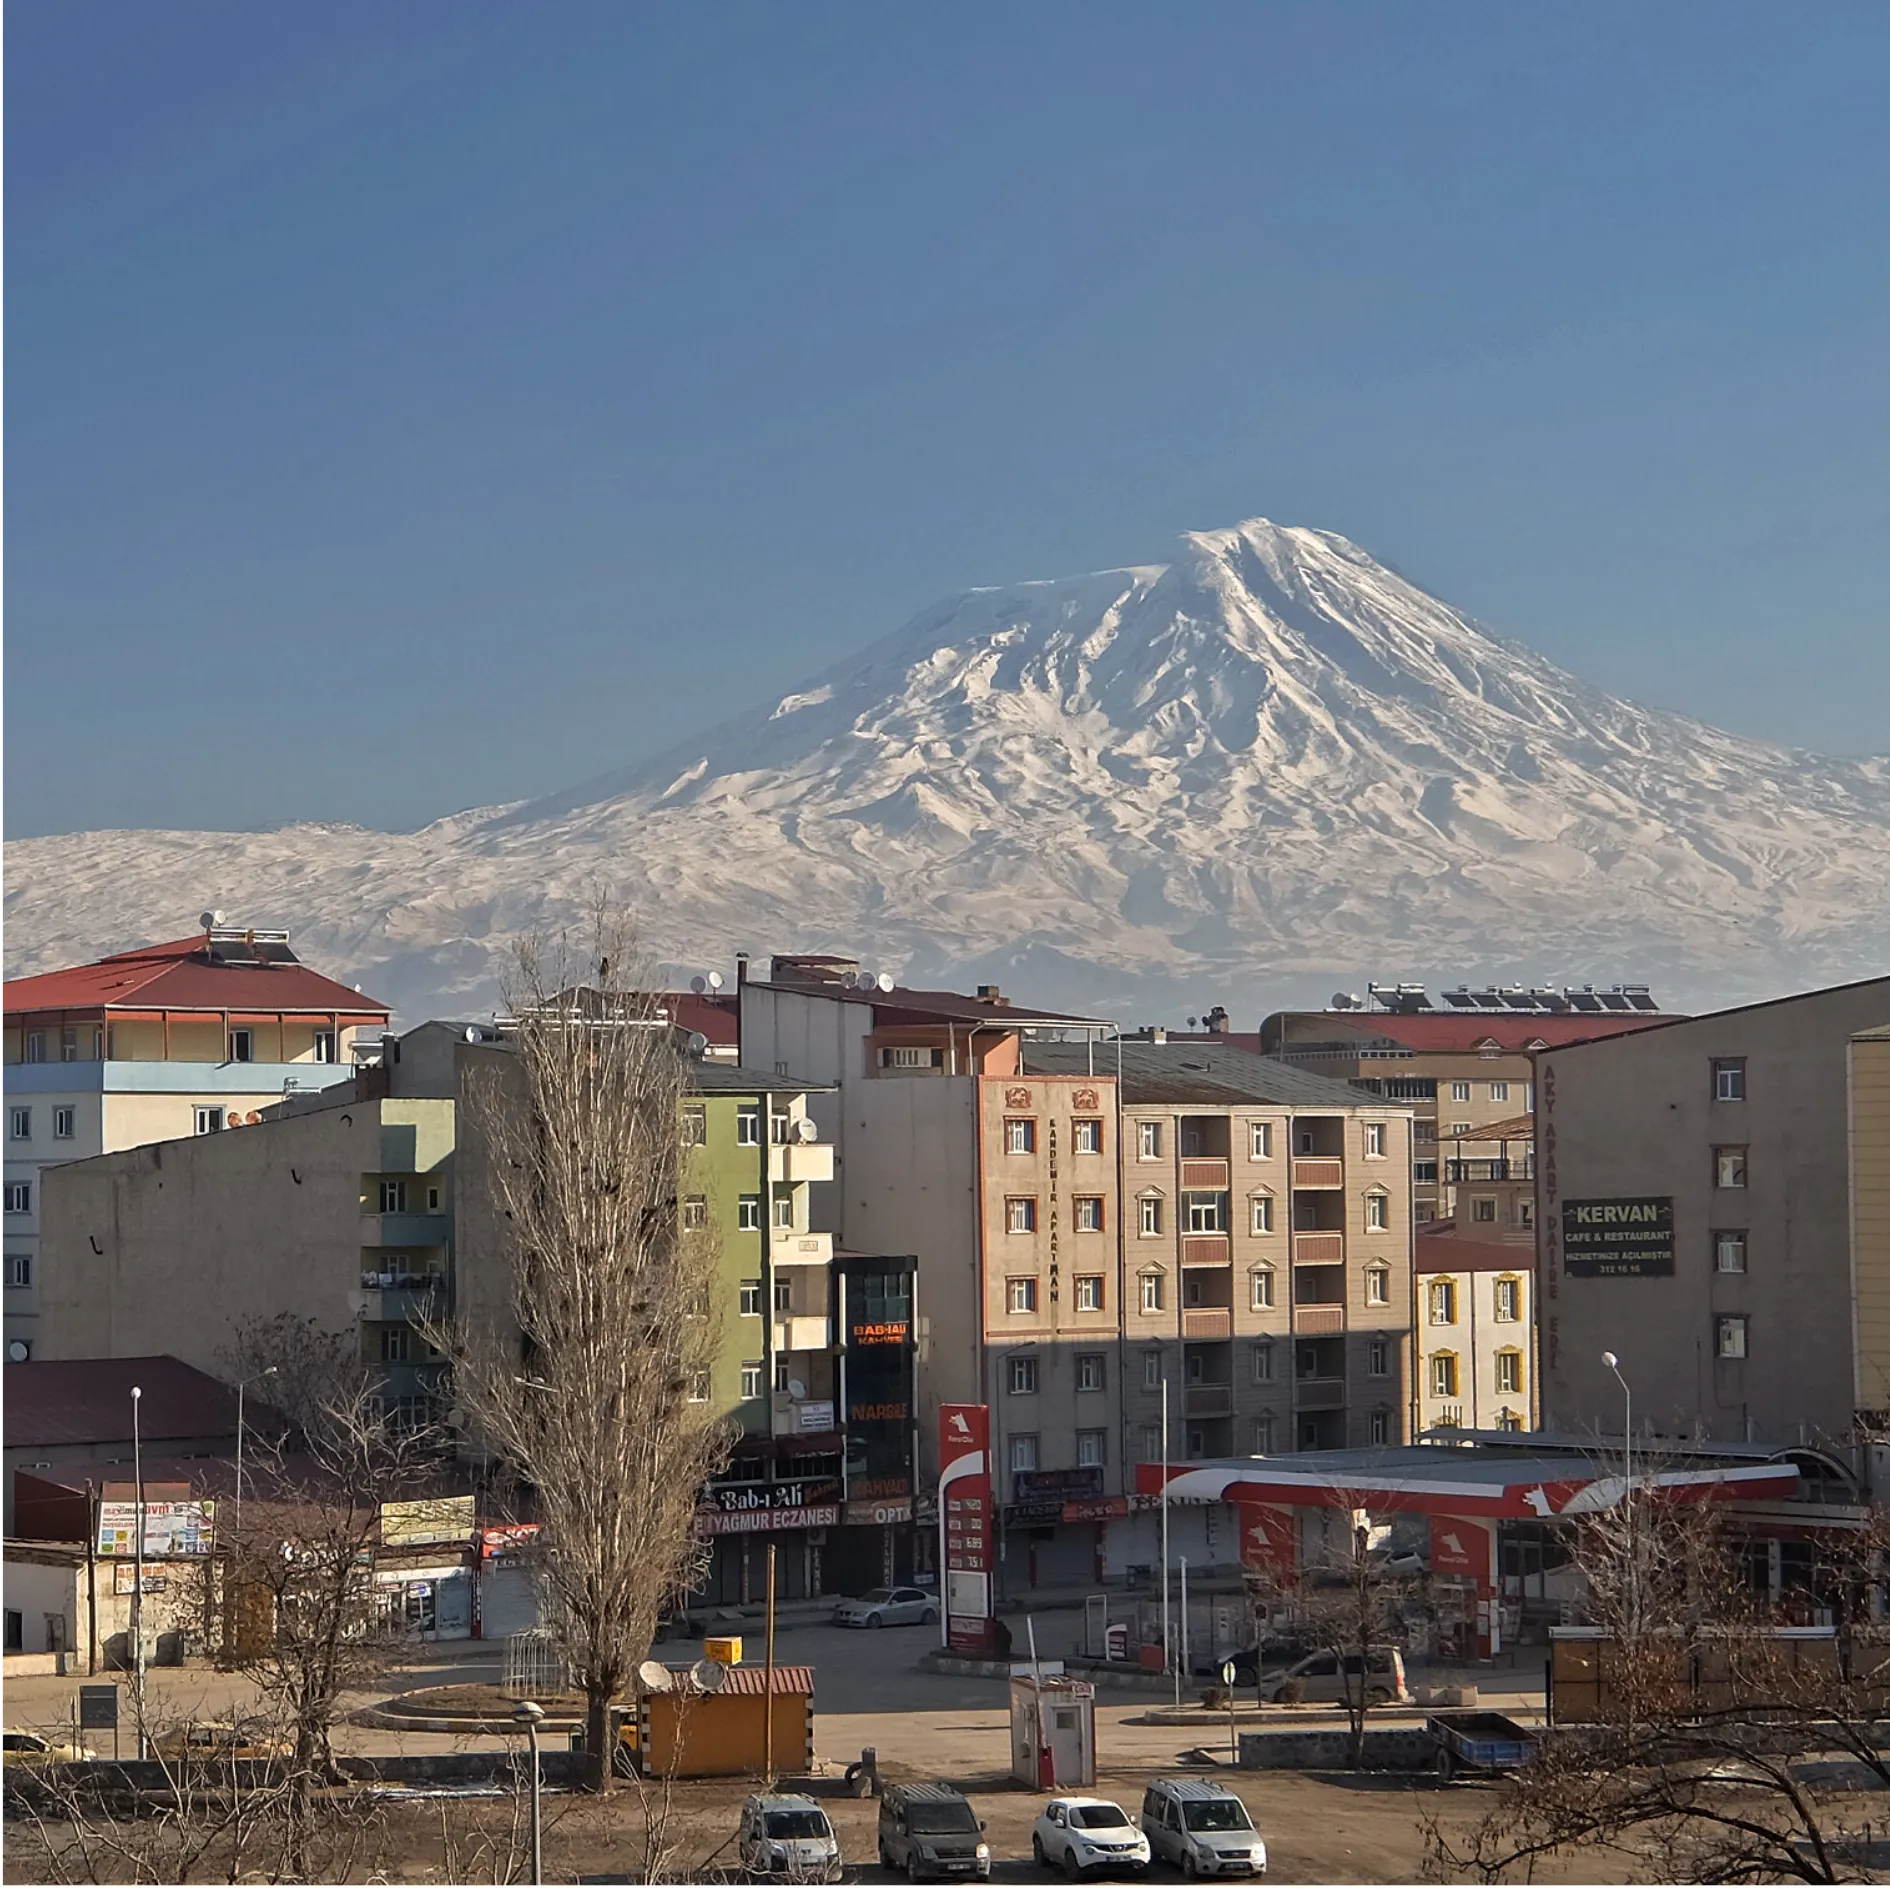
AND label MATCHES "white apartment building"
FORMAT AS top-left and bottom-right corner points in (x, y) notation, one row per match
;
(1412, 1221), (1537, 1434)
